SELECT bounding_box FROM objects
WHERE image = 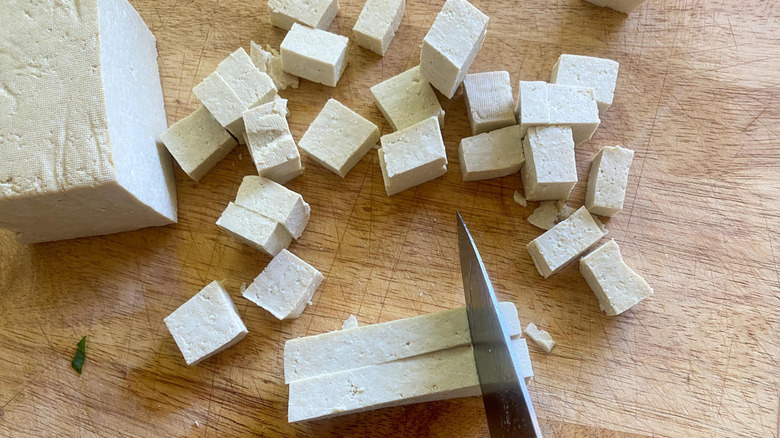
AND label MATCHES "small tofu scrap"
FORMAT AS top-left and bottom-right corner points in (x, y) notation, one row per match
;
(378, 117), (448, 196)
(463, 71), (516, 135)
(160, 106), (238, 181)
(267, 0), (339, 30)
(353, 0), (406, 56)
(298, 99), (380, 178)
(250, 41), (299, 90)
(371, 66), (444, 131)
(585, 145), (634, 217)
(526, 206), (604, 278)
(522, 125), (577, 201)
(216, 202), (292, 256)
(459, 125), (524, 182)
(420, 0), (489, 98)
(216, 48), (277, 110)
(513, 190), (527, 207)
(235, 176), (310, 239)
(193, 72), (247, 139)
(524, 323), (555, 353)
(341, 314), (359, 330)
(164, 281), (248, 366)
(547, 84), (601, 145)
(580, 239), (653, 315)
(280, 23), (349, 87)
(243, 249), (324, 320)
(583, 0), (646, 14)
(551, 54), (619, 113)
(528, 201), (562, 230)
(244, 114), (303, 184)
